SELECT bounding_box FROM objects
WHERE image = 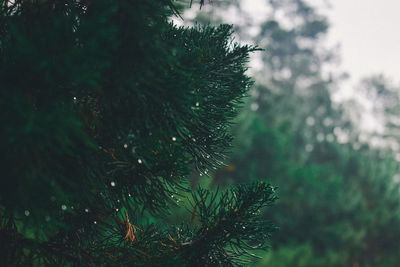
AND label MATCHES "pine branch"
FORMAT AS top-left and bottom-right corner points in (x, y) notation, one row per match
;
(0, 0), (276, 266)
